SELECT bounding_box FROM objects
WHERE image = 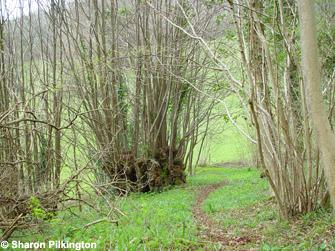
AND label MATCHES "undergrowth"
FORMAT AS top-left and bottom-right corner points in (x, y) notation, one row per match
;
(6, 167), (335, 250)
